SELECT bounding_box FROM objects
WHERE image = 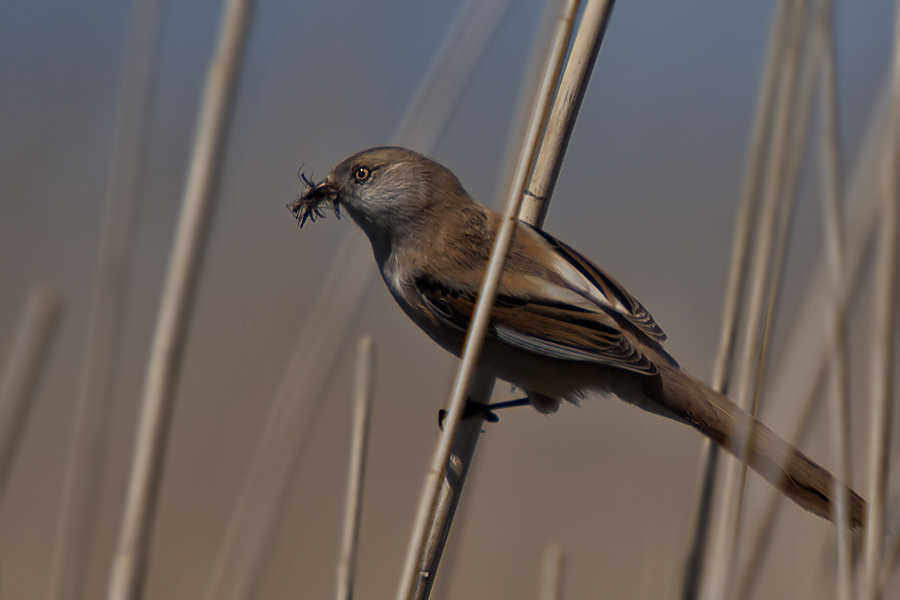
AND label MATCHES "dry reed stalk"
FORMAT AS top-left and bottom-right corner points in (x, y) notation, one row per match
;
(862, 0), (900, 594)
(395, 0), (515, 151)
(46, 1), (163, 598)
(519, 0), (616, 227)
(882, 532), (900, 592)
(405, 7), (580, 598)
(396, 1), (619, 598)
(738, 0), (819, 504)
(734, 370), (826, 600)
(394, 12), (571, 600)
(734, 79), (896, 600)
(681, 2), (790, 594)
(539, 544), (566, 600)
(703, 2), (809, 598)
(336, 336), (375, 600)
(816, 0), (854, 596)
(105, 2), (254, 598)
(0, 287), (61, 495)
